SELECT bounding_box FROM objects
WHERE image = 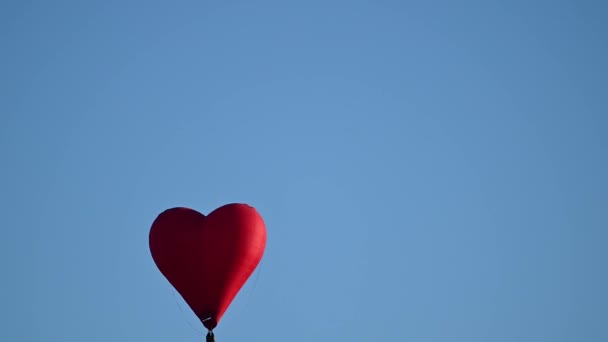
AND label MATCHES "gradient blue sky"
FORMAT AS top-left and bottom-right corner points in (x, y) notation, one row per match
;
(2, 1), (607, 341)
